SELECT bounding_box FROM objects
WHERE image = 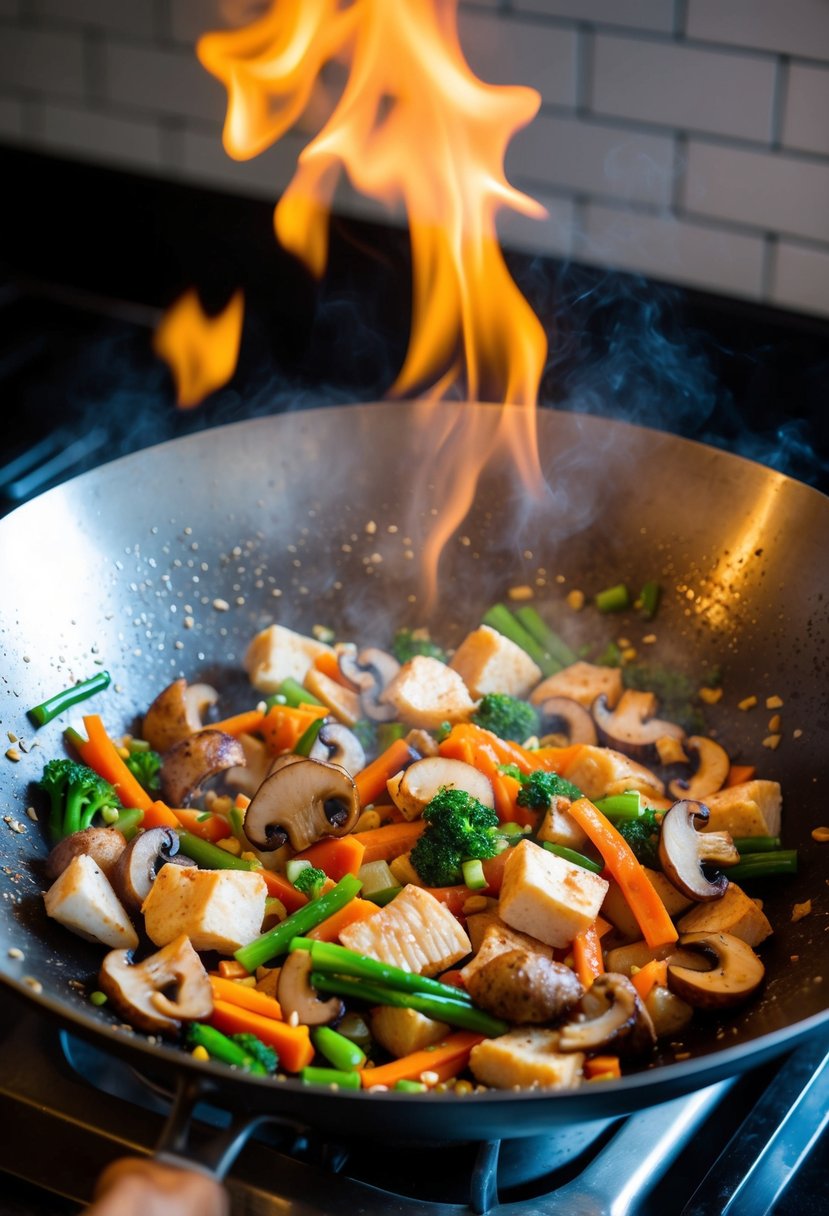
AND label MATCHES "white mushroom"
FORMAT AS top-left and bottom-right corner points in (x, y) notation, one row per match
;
(668, 736), (731, 801)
